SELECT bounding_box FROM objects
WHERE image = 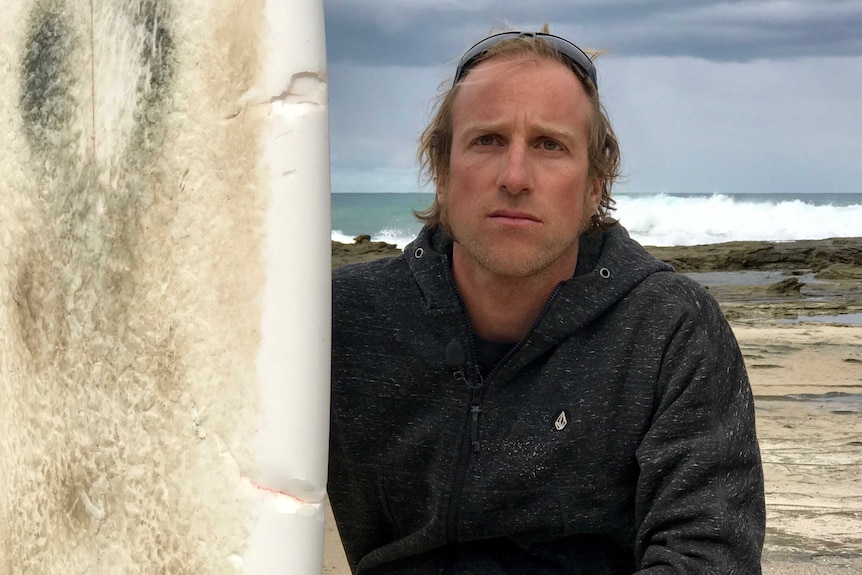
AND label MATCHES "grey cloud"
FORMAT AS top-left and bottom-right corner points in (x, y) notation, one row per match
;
(324, 1), (862, 197)
(324, 0), (862, 66)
